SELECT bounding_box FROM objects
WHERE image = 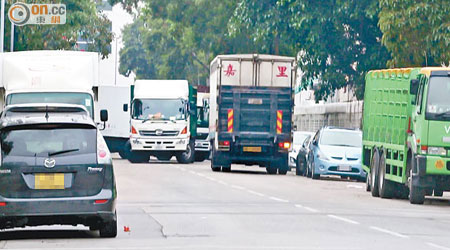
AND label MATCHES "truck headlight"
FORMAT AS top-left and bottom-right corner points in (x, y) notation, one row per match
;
(427, 147), (446, 156)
